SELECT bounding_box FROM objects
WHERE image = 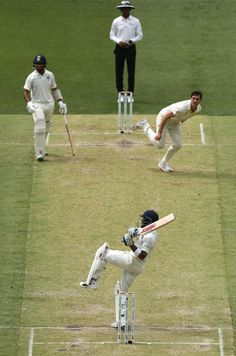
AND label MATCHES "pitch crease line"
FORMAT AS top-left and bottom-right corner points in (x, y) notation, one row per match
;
(34, 341), (220, 346)
(0, 325), (230, 331)
(28, 327), (34, 356)
(218, 327), (224, 356)
(46, 143), (208, 148)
